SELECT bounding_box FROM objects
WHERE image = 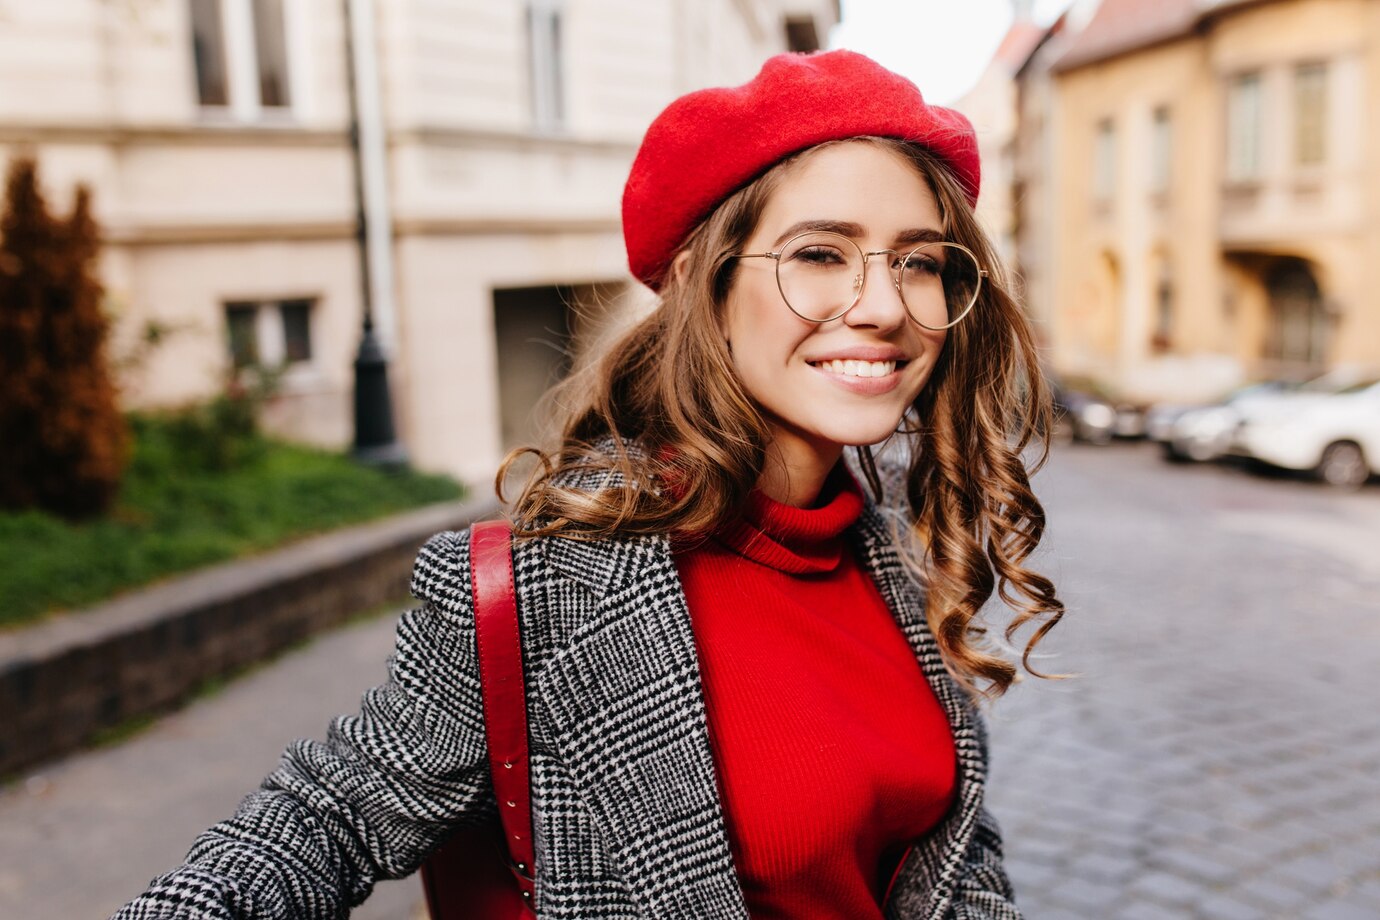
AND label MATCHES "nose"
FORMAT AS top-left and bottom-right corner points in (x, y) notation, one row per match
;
(843, 252), (908, 331)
